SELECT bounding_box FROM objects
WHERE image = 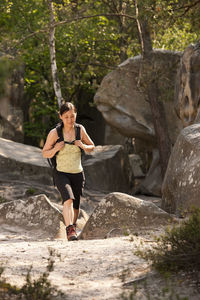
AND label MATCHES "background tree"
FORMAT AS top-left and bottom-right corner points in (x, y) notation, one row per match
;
(134, 0), (171, 178)
(0, 0), (199, 148)
(48, 0), (63, 108)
